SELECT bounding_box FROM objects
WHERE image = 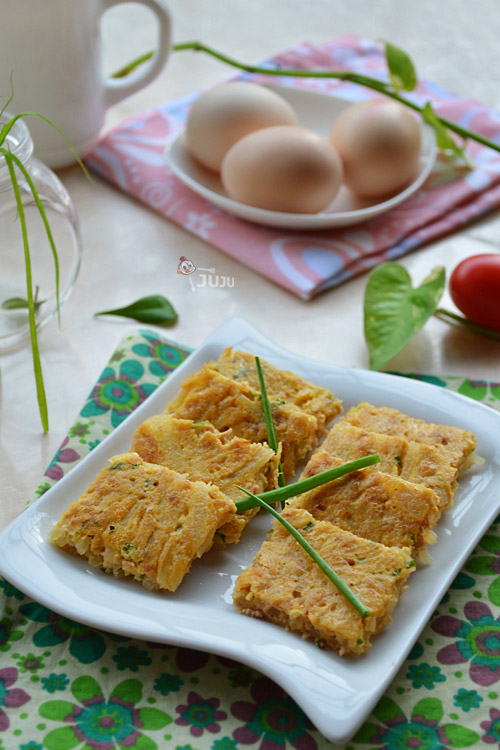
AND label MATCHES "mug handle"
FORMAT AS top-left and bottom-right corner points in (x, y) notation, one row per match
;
(102, 0), (172, 108)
